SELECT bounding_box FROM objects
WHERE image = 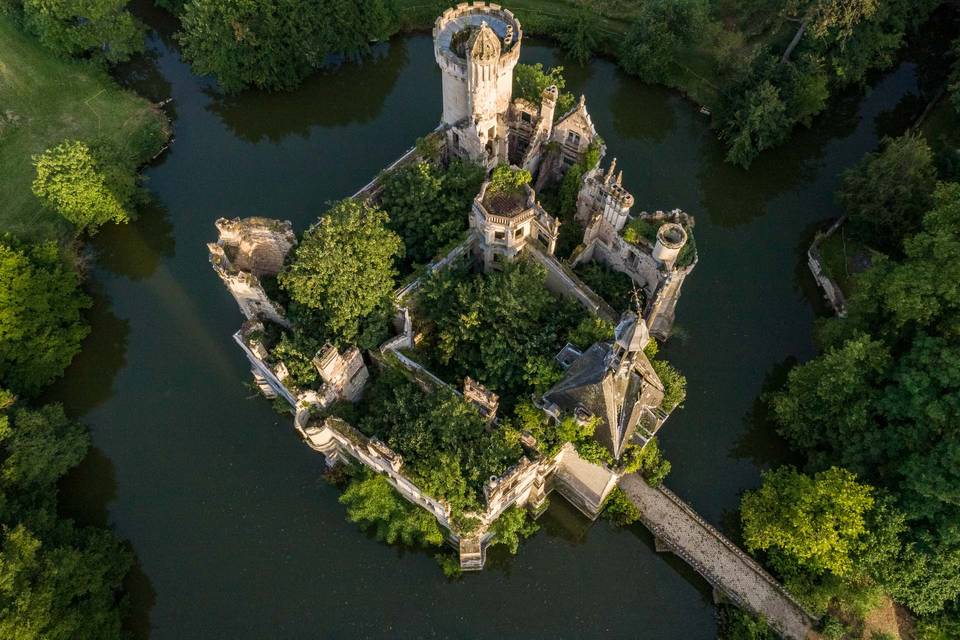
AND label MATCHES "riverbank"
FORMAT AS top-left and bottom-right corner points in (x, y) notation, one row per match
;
(0, 17), (169, 244)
